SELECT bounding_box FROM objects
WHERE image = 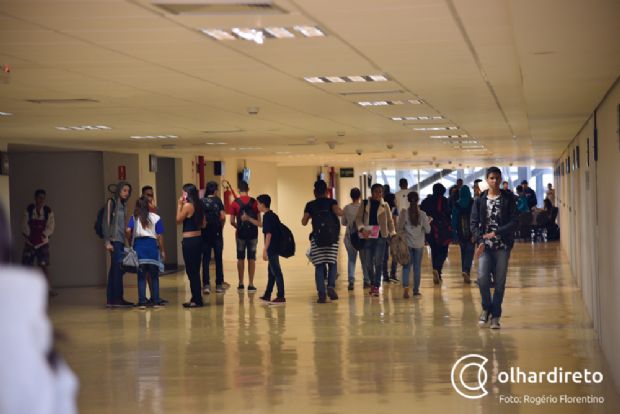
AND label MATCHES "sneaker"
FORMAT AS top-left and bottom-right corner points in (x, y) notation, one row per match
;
(259, 295), (271, 302)
(390, 277), (400, 284)
(413, 291), (422, 297)
(137, 301), (148, 309)
(203, 285), (211, 294)
(327, 287), (339, 300)
(462, 272), (471, 284)
(159, 298), (169, 304)
(479, 310), (490, 326)
(119, 299), (134, 308)
(247, 285), (257, 292)
(317, 295), (327, 304)
(215, 285), (224, 294)
(182, 301), (203, 308)
(370, 286), (380, 297)
(347, 282), (354, 291)
(153, 301), (166, 308)
(363, 281), (371, 289)
(490, 317), (501, 329)
(403, 288), (410, 299)
(433, 270), (440, 285)
(222, 281), (231, 289)
(237, 284), (245, 291)
(270, 297), (286, 305)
